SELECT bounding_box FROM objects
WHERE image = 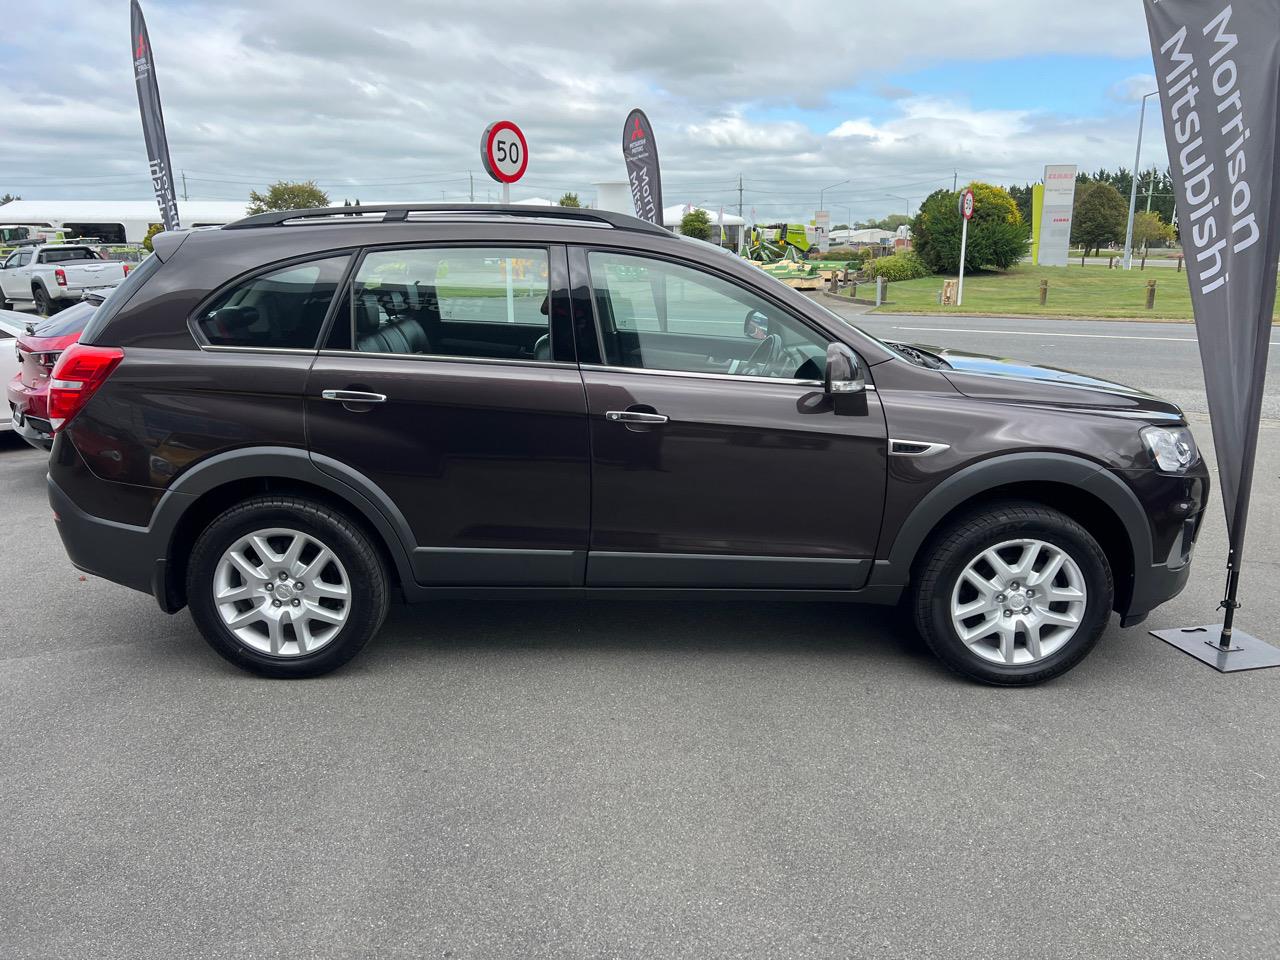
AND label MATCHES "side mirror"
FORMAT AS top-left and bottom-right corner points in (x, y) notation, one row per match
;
(743, 309), (769, 339)
(825, 342), (865, 395)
